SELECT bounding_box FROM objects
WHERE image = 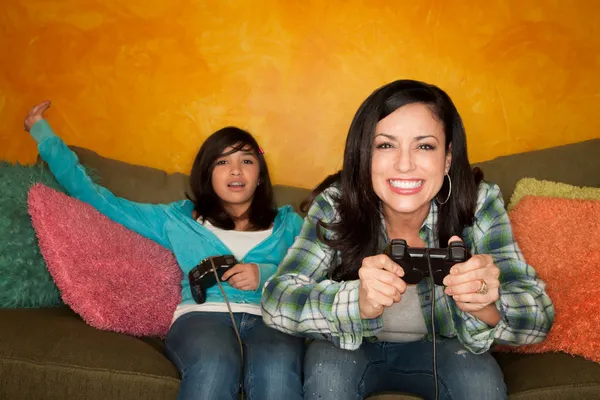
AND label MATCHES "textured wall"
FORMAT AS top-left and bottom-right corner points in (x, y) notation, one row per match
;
(2, 1), (599, 188)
